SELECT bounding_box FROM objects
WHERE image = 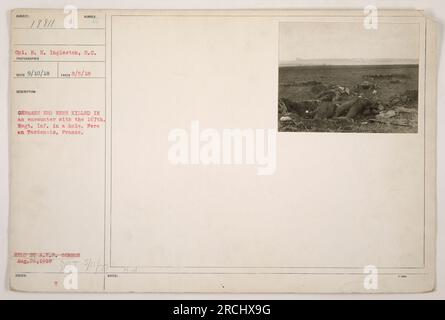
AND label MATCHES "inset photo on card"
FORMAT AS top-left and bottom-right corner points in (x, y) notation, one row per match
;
(278, 22), (419, 133)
